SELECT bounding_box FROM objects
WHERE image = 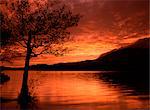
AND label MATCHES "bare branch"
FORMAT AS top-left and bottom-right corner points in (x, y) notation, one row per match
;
(0, 48), (25, 63)
(16, 41), (27, 48)
(30, 49), (46, 57)
(1, 0), (80, 62)
(30, 45), (50, 57)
